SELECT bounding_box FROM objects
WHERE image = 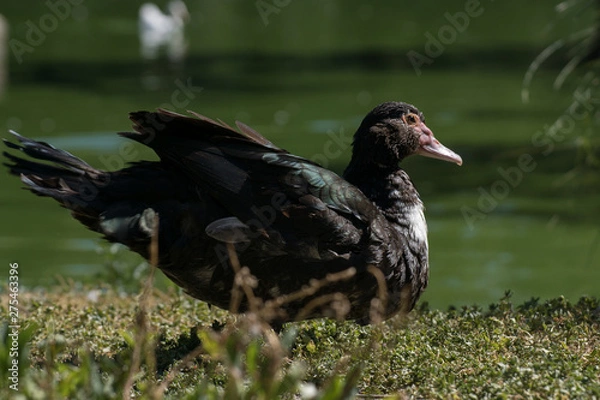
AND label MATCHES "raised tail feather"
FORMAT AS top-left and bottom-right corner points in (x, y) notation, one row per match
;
(2, 128), (218, 263)
(3, 131), (109, 229)
(2, 131), (163, 250)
